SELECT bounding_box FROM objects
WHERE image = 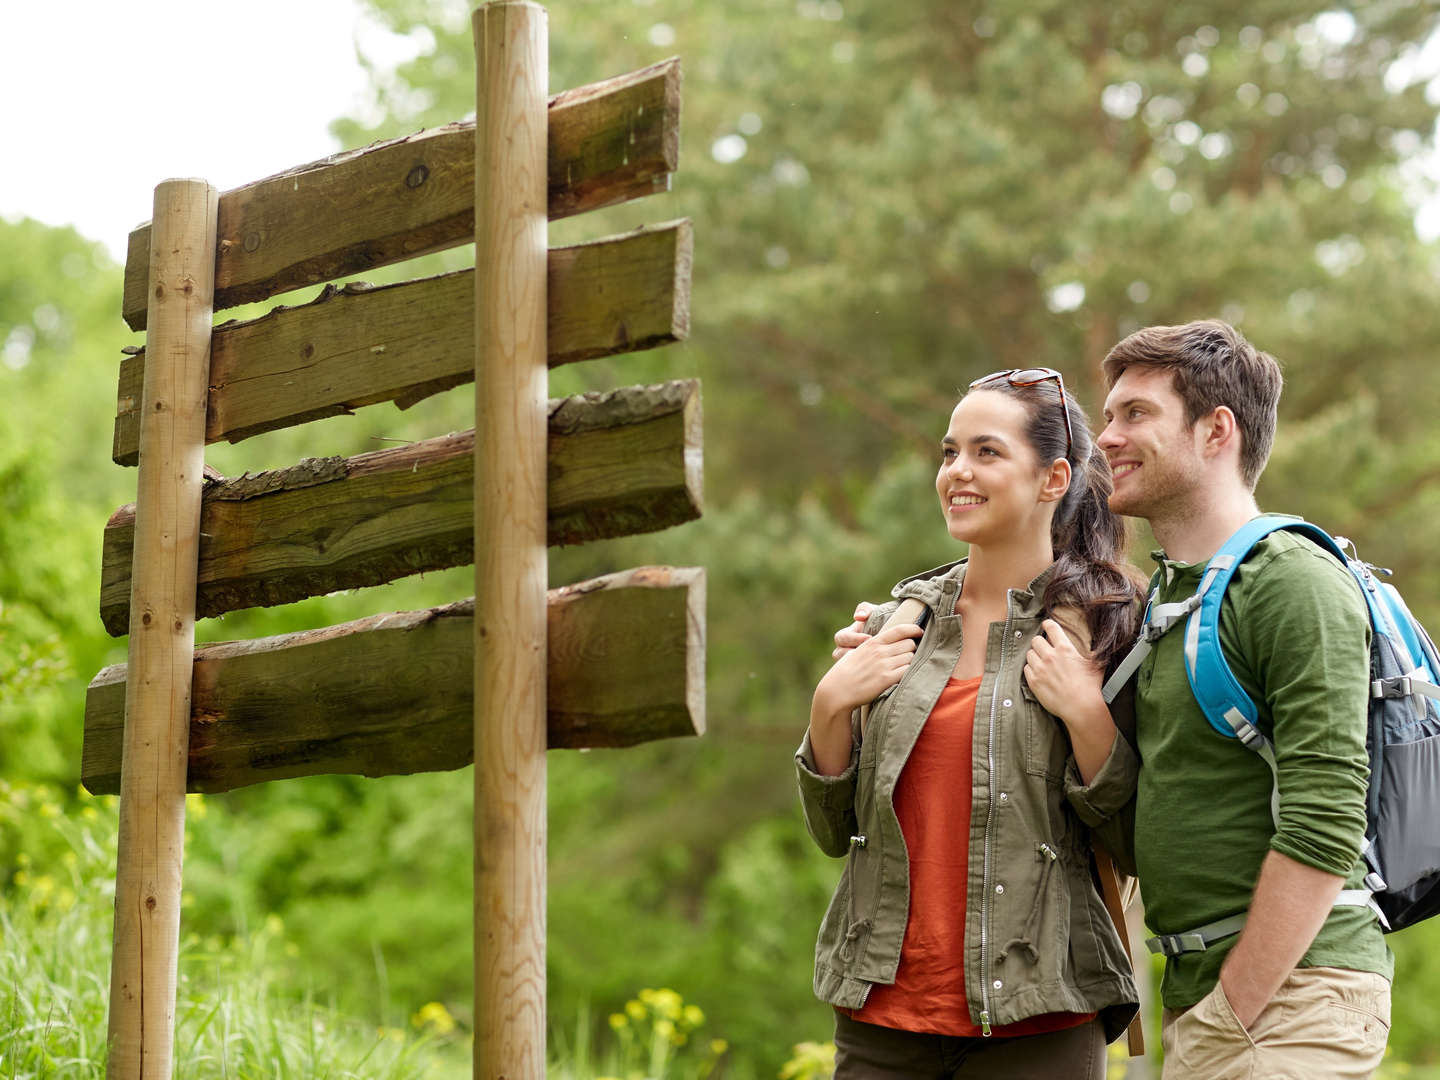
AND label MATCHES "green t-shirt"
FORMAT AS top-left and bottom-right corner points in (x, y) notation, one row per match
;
(1133, 530), (1394, 1009)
